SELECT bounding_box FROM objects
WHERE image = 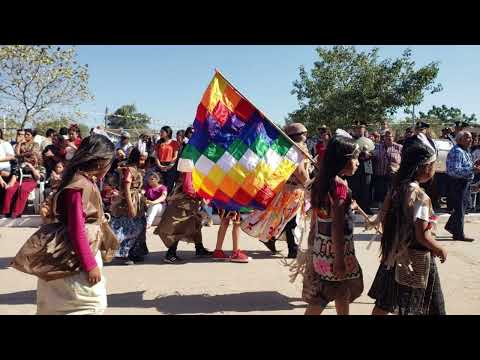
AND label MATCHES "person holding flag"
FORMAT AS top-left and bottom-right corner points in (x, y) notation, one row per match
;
(241, 122), (311, 259)
(177, 70), (307, 263)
